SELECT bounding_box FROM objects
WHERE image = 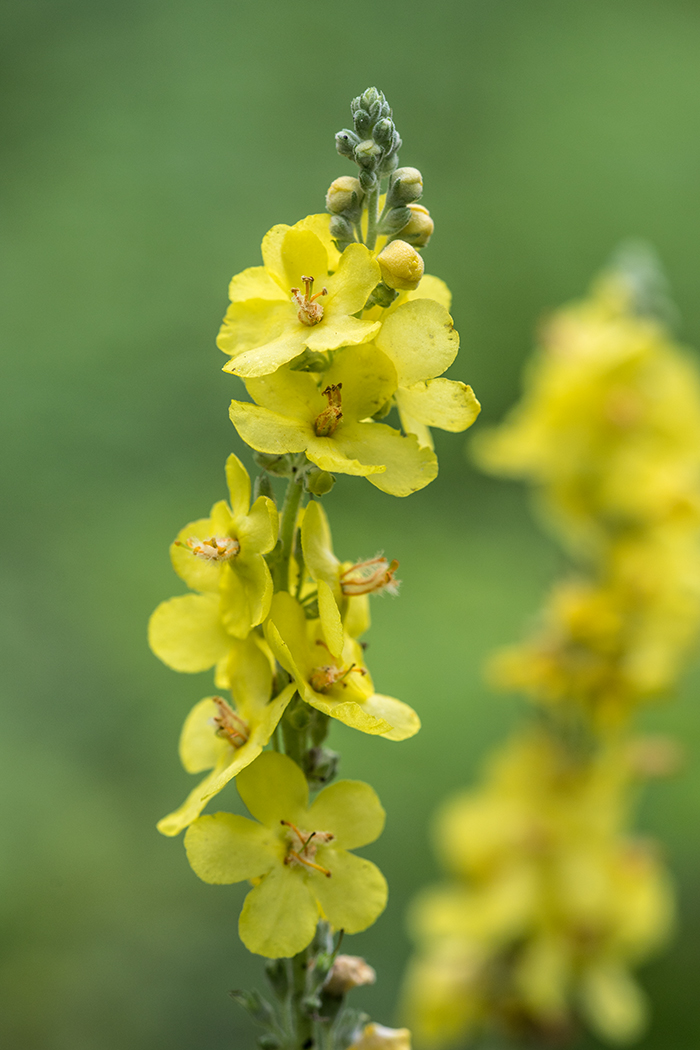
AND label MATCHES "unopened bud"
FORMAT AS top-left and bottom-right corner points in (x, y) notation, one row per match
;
(377, 240), (425, 291)
(380, 206), (411, 236)
(388, 167), (423, 206)
(354, 139), (382, 170)
(329, 214), (355, 244)
(336, 129), (360, 159)
(304, 745), (340, 787)
(349, 1023), (412, 1050)
(353, 108), (373, 138)
(326, 176), (363, 215)
(305, 468), (336, 496)
(401, 204), (434, 247)
(373, 117), (395, 148)
(324, 956), (377, 997)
